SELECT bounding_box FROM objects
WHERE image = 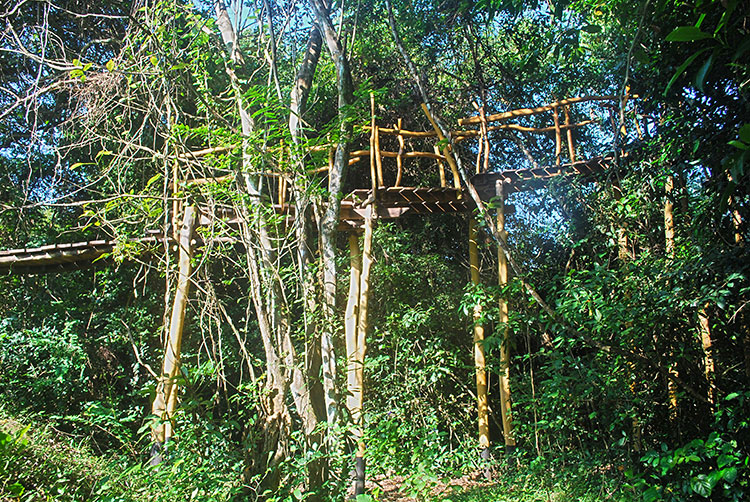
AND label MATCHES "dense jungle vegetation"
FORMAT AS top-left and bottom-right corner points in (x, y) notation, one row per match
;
(1, 0), (749, 500)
